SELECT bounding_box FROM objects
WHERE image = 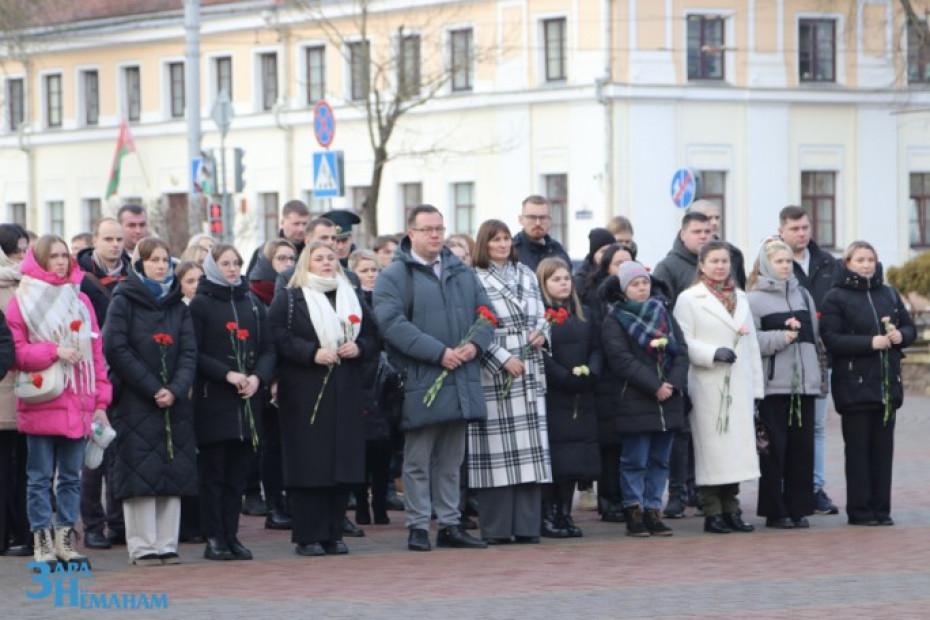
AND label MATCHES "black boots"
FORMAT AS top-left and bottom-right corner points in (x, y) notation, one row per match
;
(624, 505), (650, 537)
(704, 515), (732, 534)
(723, 512), (755, 532)
(541, 500), (569, 538)
(556, 500), (582, 537)
(264, 493), (292, 530)
(643, 509), (673, 536)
